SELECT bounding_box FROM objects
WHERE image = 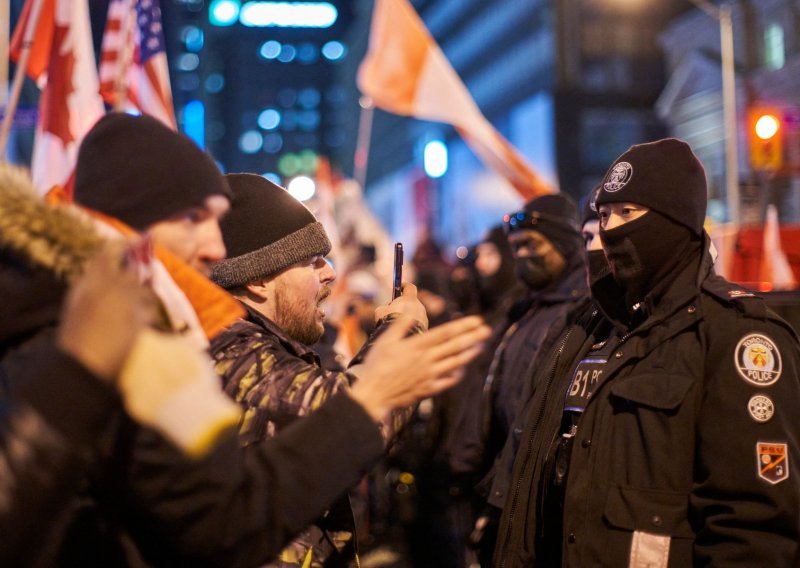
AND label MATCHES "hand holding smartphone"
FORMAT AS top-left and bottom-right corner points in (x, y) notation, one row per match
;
(392, 242), (403, 300)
